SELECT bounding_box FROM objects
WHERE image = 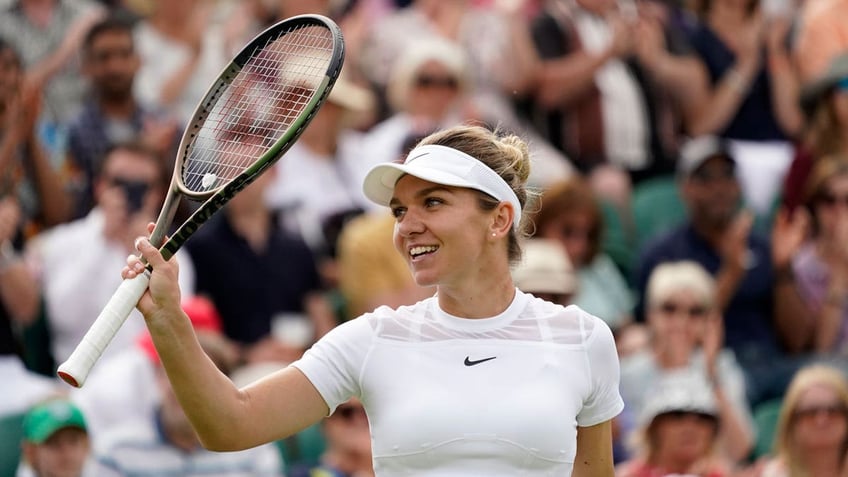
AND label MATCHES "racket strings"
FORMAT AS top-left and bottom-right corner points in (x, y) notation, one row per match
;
(182, 24), (335, 193)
